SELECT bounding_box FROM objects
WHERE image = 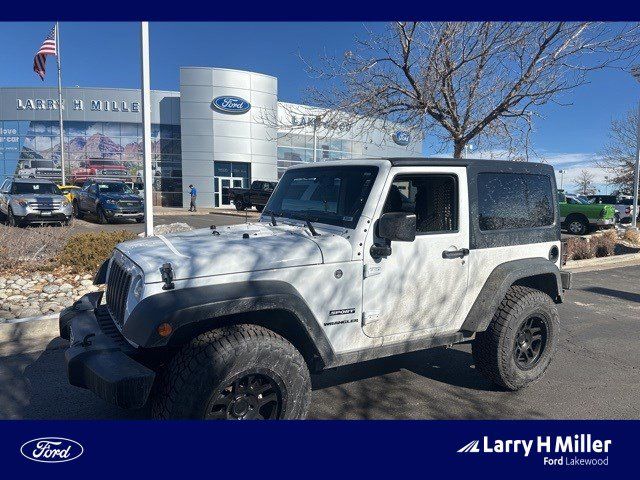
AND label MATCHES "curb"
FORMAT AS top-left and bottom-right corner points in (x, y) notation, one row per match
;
(565, 252), (640, 272)
(0, 313), (63, 356)
(0, 313), (58, 325)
